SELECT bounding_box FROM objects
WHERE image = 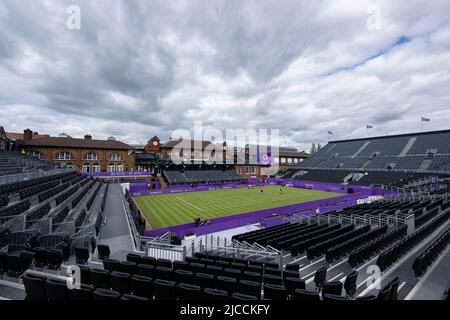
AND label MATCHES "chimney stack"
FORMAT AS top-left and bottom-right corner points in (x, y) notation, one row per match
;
(23, 129), (33, 141)
(84, 134), (92, 140)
